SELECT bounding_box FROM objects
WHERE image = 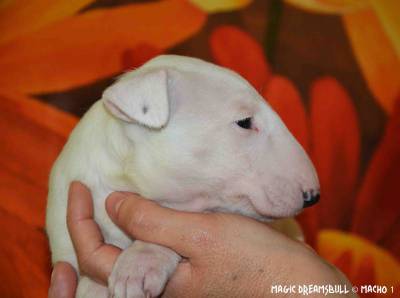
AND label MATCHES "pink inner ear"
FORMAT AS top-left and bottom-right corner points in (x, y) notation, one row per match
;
(103, 98), (134, 123)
